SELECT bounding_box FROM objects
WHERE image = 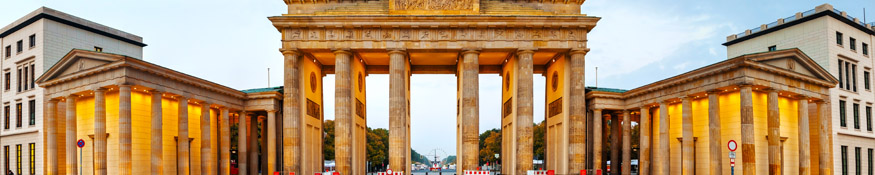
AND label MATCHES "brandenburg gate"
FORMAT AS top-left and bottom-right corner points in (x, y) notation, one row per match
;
(270, 0), (599, 174)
